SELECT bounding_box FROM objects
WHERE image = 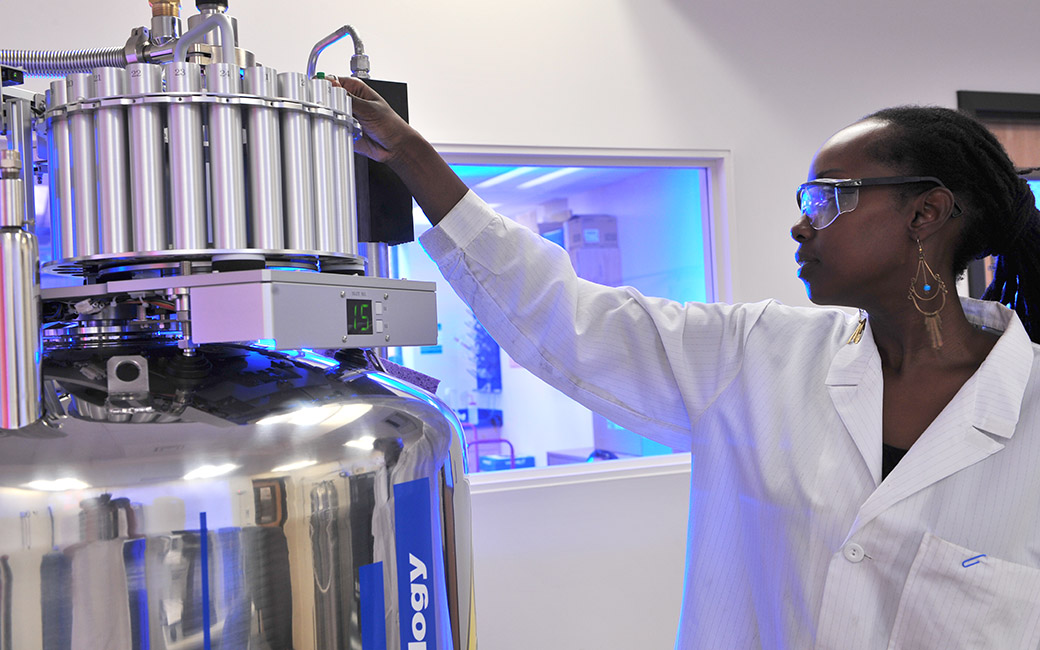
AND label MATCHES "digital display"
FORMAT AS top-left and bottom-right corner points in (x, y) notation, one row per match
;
(347, 299), (374, 335)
